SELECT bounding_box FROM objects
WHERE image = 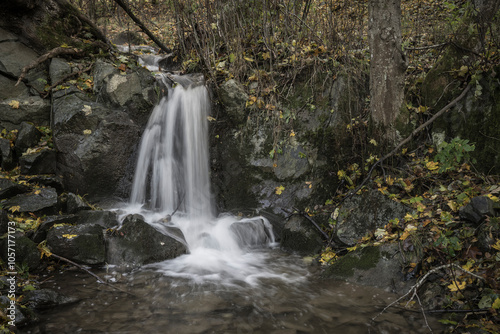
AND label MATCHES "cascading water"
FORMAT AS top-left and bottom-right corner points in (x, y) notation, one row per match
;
(123, 74), (285, 285)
